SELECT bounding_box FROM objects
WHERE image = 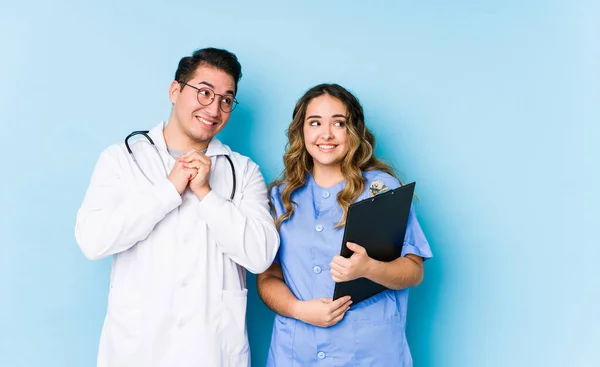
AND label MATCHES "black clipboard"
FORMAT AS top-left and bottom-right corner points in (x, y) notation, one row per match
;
(332, 182), (416, 305)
